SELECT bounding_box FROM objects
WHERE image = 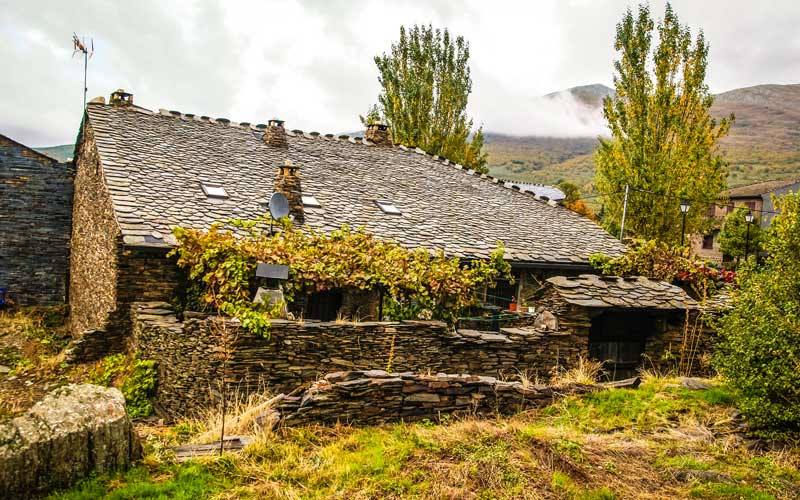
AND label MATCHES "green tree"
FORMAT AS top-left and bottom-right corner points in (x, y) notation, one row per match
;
(557, 181), (581, 204)
(595, 3), (733, 244)
(715, 192), (800, 439)
(359, 104), (382, 127)
(717, 207), (762, 261)
(373, 24), (488, 173)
